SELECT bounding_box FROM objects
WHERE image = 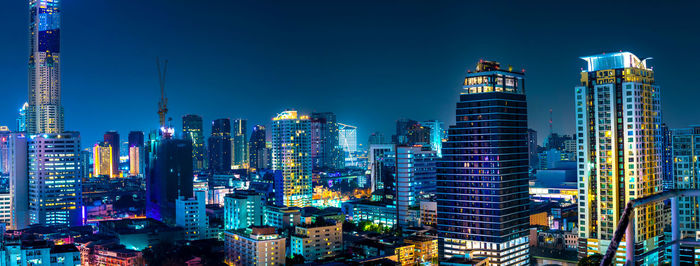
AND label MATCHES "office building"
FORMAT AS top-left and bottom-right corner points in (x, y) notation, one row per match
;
(310, 112), (344, 170)
(396, 146), (437, 226)
(9, 133), (28, 230)
(263, 205), (301, 229)
(17, 103), (28, 132)
(224, 190), (263, 230)
(208, 118), (231, 173)
(271, 110), (312, 207)
(661, 124), (673, 191)
(528, 129), (538, 169)
(339, 123), (357, 153)
(232, 119), (249, 169)
(575, 52), (662, 263)
(146, 136), (194, 225)
(368, 132), (386, 145)
(27, 0), (64, 135)
(249, 125), (267, 170)
(437, 60), (530, 265)
(175, 190), (209, 240)
(182, 115), (205, 171)
(103, 131), (120, 177)
(0, 128), (11, 175)
(93, 141), (113, 178)
(422, 120), (445, 158)
(671, 127), (700, 236)
(224, 226), (286, 266)
(28, 132), (83, 226)
(128, 131), (145, 177)
(368, 144), (395, 194)
(290, 219), (342, 262)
